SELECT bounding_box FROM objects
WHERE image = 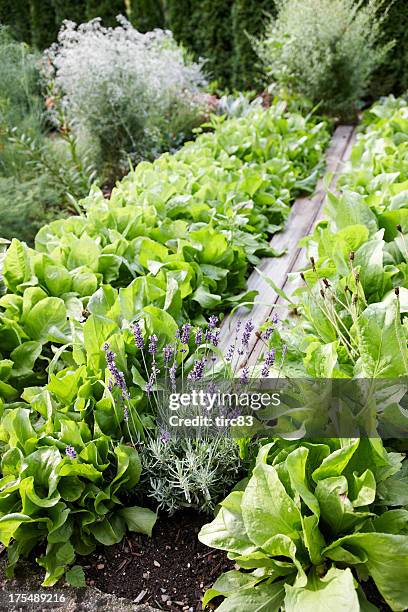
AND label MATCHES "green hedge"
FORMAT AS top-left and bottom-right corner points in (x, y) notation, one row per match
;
(29, 0), (57, 49)
(0, 0), (31, 42)
(166, 0), (201, 56)
(197, 0), (234, 87)
(231, 0), (275, 89)
(52, 0), (87, 28)
(369, 0), (408, 98)
(129, 0), (166, 32)
(85, 0), (126, 26)
(0, 0), (407, 95)
(0, 0), (127, 49)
